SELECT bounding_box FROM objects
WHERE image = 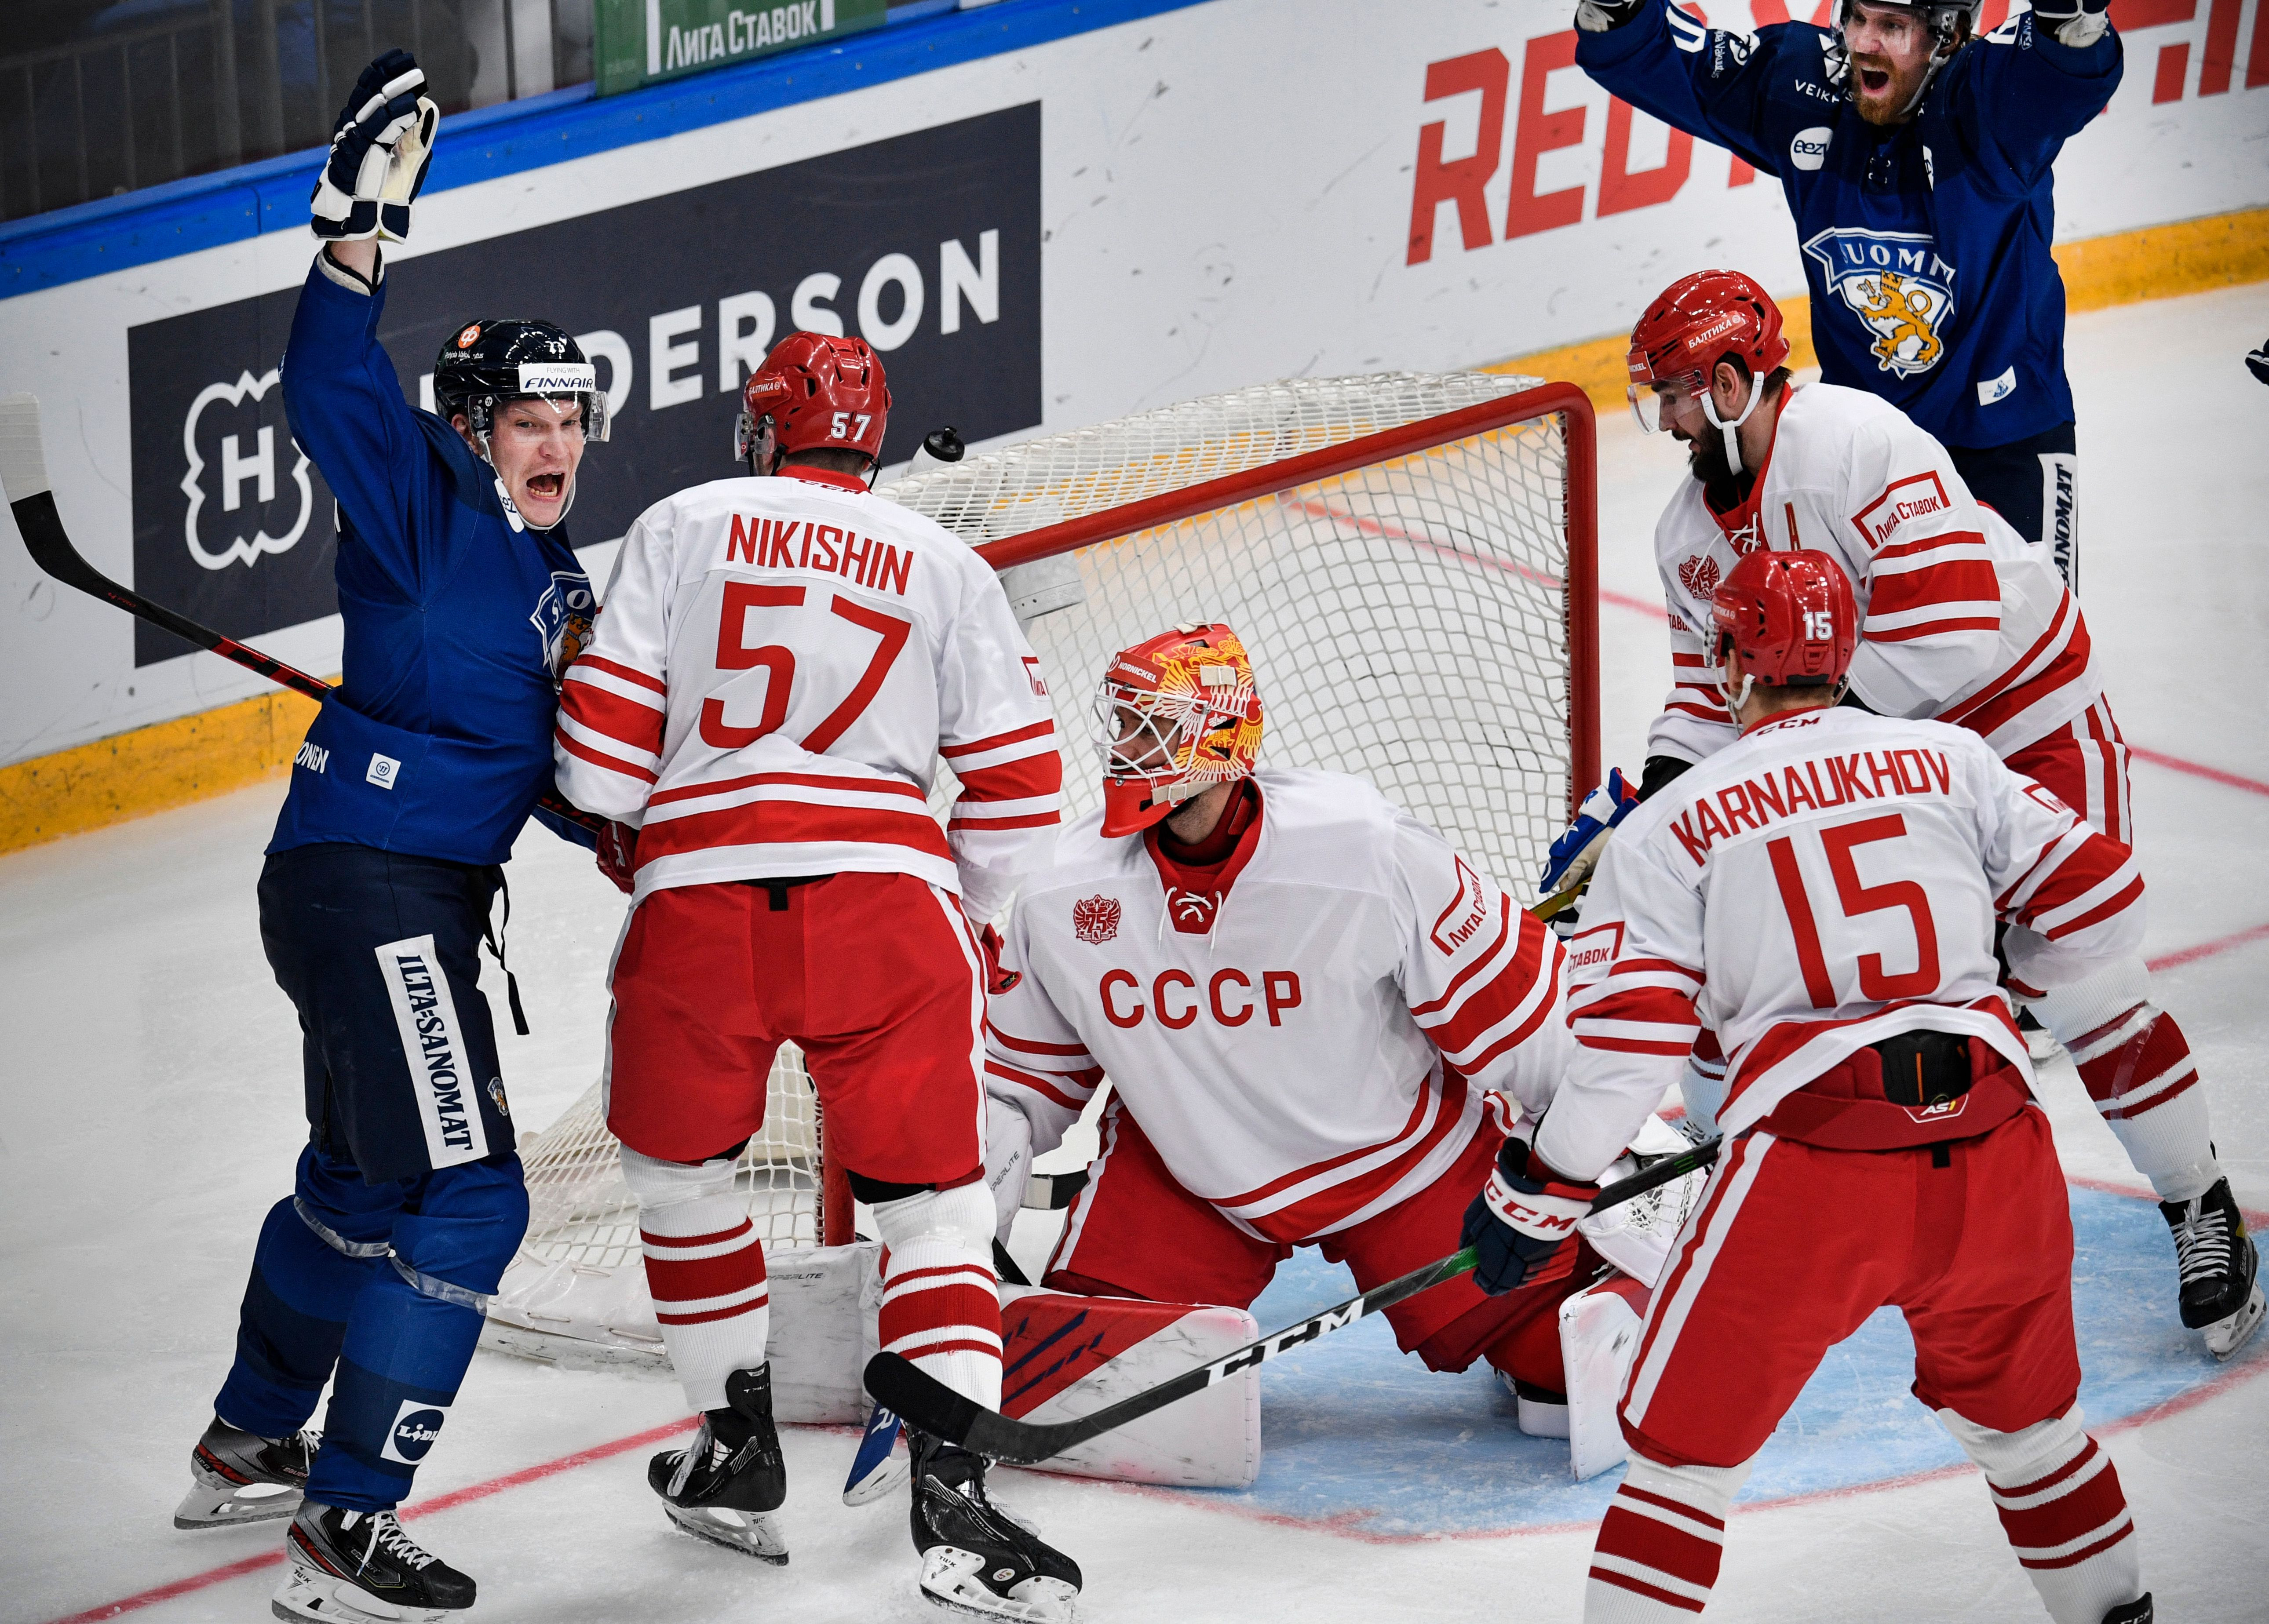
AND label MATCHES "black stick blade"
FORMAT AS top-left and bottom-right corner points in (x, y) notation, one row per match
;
(864, 1353), (988, 1450)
